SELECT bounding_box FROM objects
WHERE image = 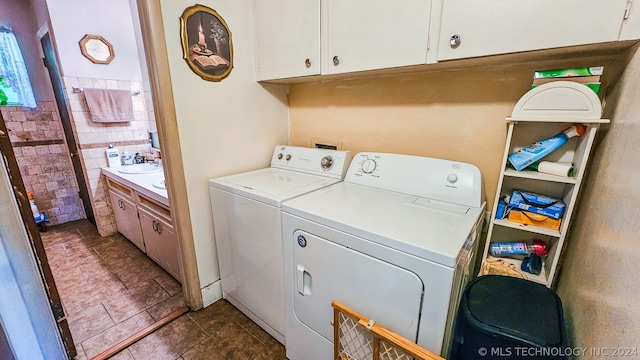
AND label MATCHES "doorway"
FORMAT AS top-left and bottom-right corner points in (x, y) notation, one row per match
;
(40, 31), (95, 225)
